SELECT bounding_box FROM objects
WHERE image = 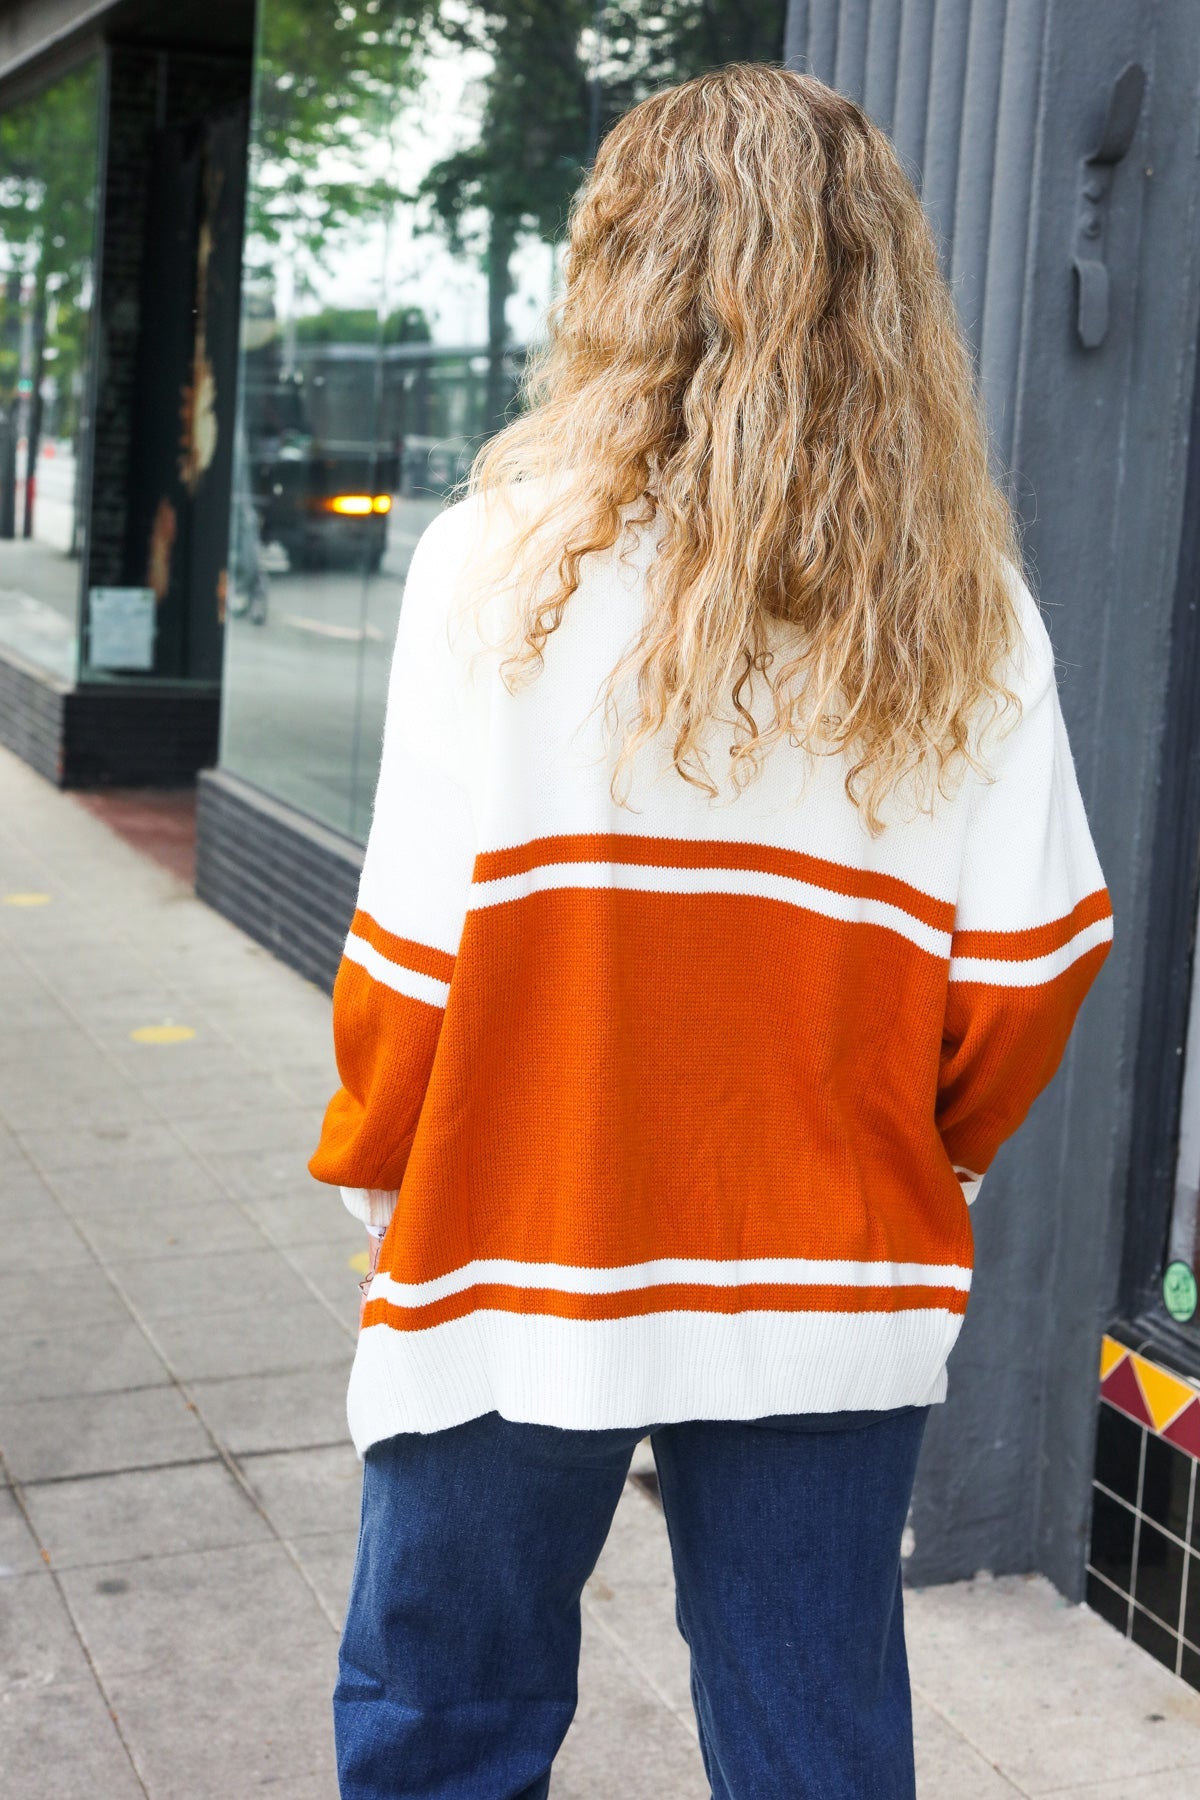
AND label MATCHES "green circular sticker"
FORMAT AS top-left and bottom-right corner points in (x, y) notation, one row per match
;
(1163, 1260), (1198, 1324)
